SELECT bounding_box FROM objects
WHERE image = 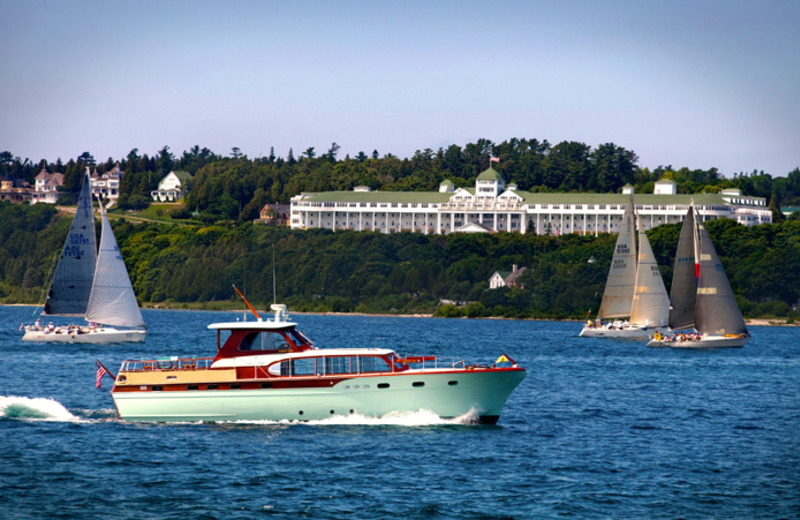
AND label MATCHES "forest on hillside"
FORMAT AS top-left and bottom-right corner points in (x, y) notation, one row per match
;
(1, 203), (798, 321)
(2, 138), (798, 225)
